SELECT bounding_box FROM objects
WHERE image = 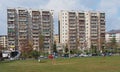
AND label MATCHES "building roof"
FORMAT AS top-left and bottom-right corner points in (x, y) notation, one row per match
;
(0, 35), (7, 37)
(107, 29), (120, 34)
